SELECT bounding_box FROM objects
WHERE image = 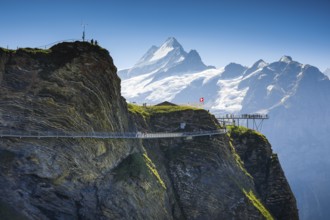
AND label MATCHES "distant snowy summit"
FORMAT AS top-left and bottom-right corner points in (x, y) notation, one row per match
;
(118, 37), (214, 80)
(119, 38), (329, 116)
